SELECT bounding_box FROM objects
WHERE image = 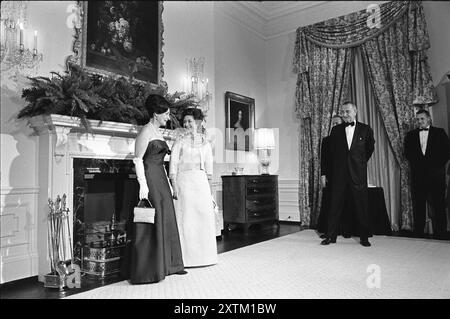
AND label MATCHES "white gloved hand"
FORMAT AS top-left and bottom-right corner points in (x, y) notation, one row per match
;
(139, 184), (149, 200)
(133, 157), (149, 200)
(172, 185), (179, 200)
